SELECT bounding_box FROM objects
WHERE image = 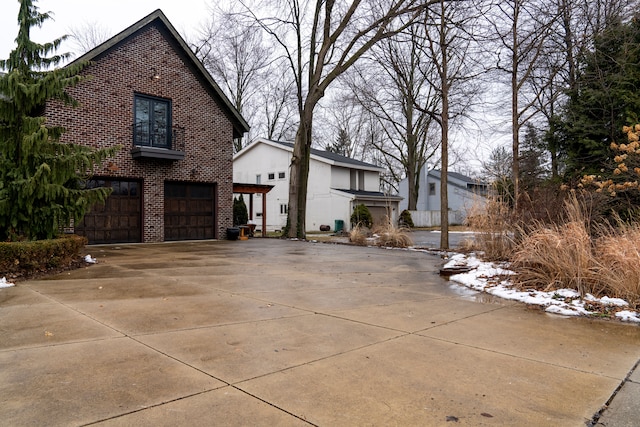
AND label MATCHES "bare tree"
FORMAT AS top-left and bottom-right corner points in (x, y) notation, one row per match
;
(322, 94), (374, 160)
(346, 22), (441, 211)
(191, 9), (274, 151)
(259, 69), (299, 141)
(239, 0), (437, 238)
(482, 145), (513, 198)
(488, 0), (559, 210)
(416, 0), (486, 248)
(66, 21), (112, 54)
